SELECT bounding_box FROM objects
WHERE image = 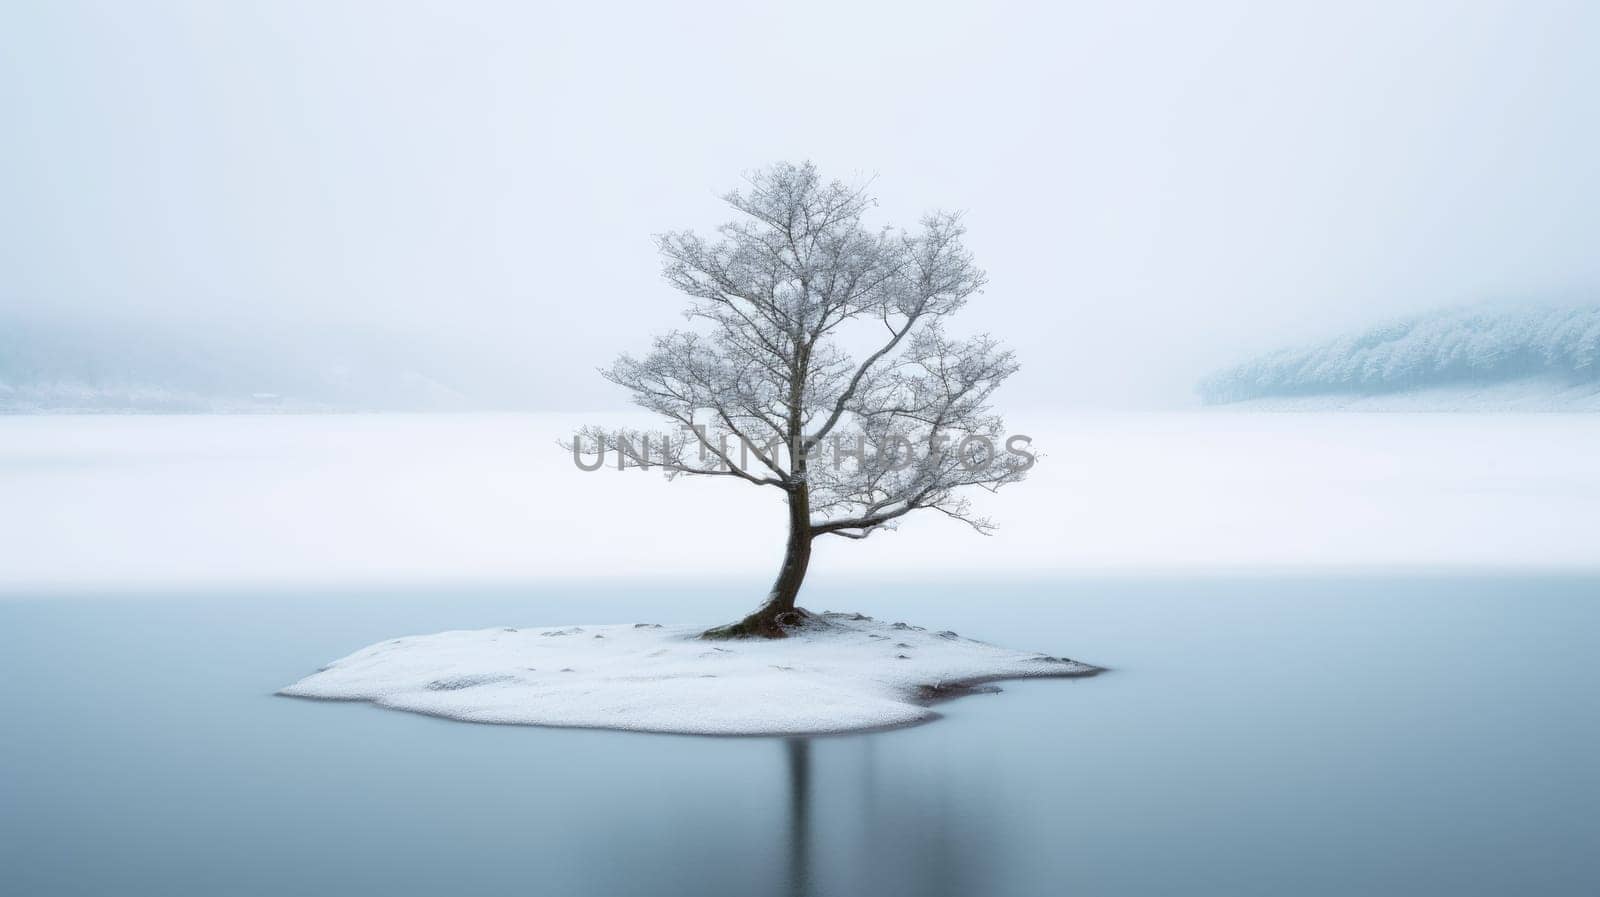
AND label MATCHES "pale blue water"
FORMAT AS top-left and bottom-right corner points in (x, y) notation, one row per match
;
(2, 575), (1597, 896)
